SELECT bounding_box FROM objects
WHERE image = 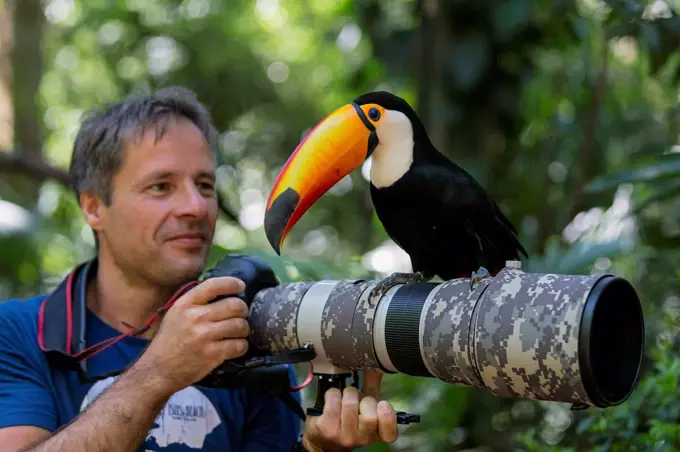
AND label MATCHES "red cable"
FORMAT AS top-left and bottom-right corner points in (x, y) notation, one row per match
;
(289, 361), (314, 391)
(73, 280), (198, 360)
(73, 279), (318, 393)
